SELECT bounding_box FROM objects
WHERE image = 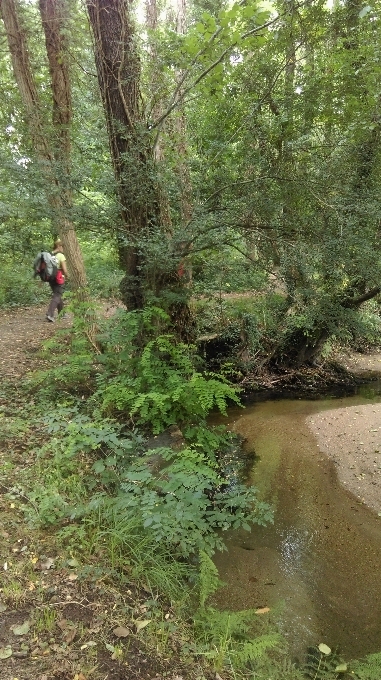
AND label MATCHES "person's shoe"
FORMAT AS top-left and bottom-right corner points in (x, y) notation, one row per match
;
(46, 315), (55, 322)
